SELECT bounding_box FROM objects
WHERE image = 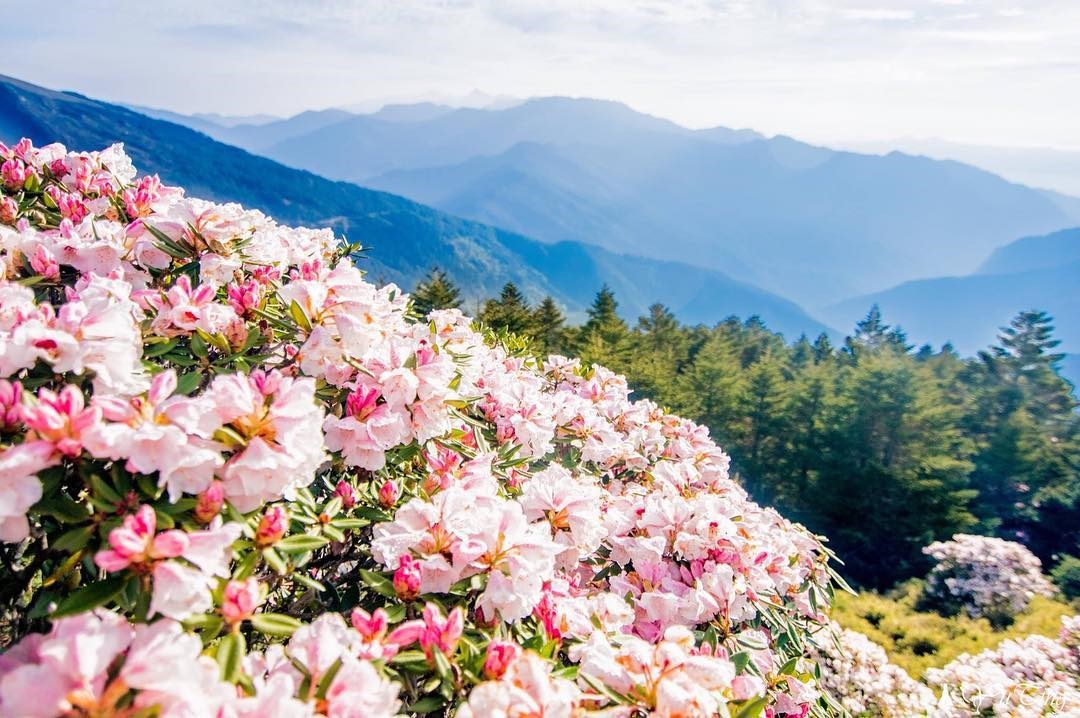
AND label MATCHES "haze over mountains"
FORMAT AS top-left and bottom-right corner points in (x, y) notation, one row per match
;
(823, 227), (1080, 356)
(837, 137), (1080, 199)
(153, 96), (1080, 312)
(0, 75), (831, 339)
